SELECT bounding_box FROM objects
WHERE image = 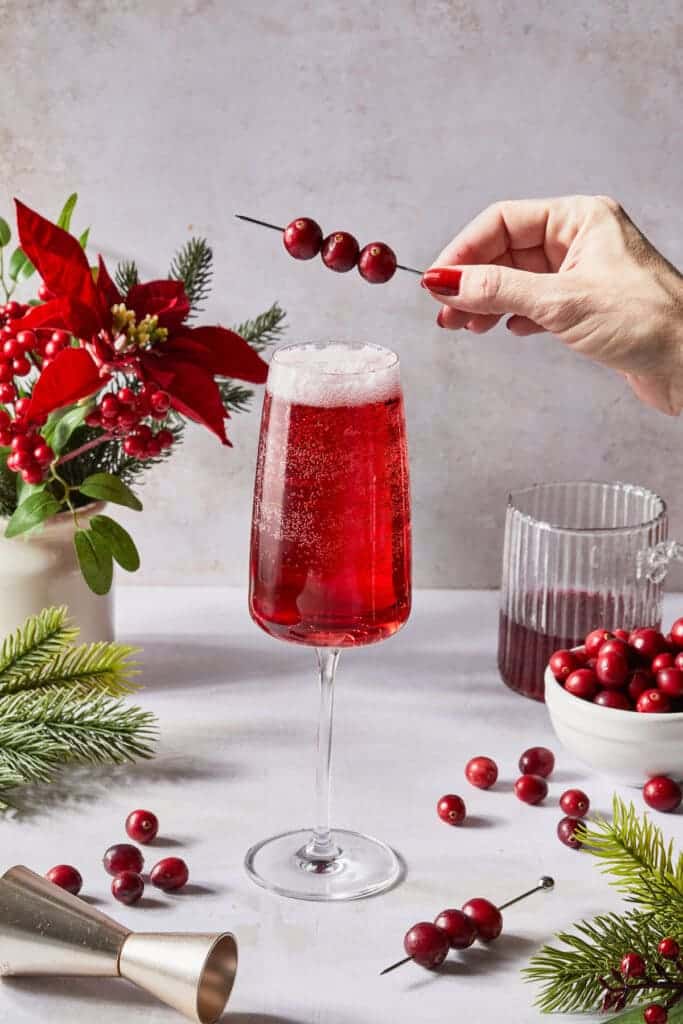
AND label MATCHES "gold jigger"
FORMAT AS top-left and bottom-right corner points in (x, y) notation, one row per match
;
(0, 866), (238, 1023)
